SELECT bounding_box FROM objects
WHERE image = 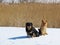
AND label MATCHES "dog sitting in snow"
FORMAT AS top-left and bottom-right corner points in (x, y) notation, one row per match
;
(39, 18), (48, 35)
